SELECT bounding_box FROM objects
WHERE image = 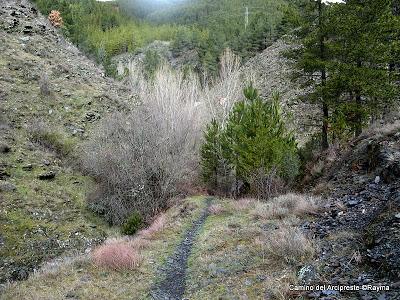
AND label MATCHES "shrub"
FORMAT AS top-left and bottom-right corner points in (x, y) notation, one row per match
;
(92, 241), (142, 270)
(249, 167), (285, 200)
(121, 211), (143, 236)
(82, 66), (207, 225)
